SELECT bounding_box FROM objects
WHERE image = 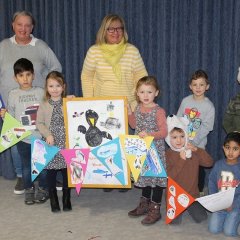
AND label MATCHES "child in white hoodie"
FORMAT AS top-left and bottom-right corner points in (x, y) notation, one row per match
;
(165, 115), (213, 224)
